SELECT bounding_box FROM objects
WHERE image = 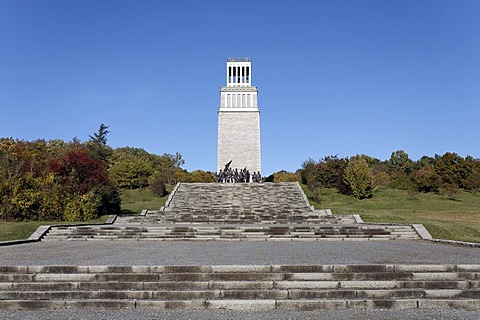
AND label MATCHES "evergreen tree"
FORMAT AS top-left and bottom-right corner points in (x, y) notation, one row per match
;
(89, 124), (110, 145)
